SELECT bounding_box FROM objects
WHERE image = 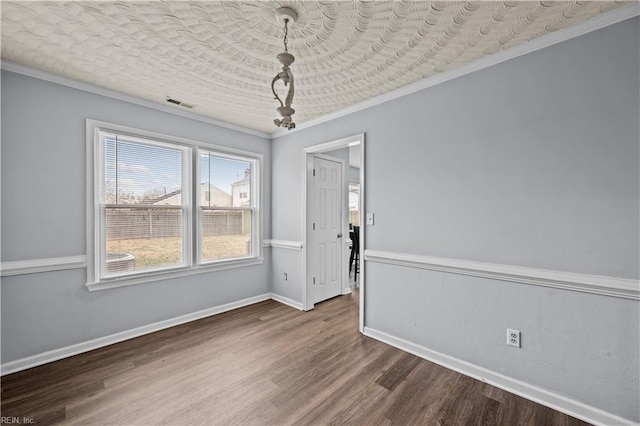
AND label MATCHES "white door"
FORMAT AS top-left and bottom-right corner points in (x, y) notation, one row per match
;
(309, 155), (343, 304)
